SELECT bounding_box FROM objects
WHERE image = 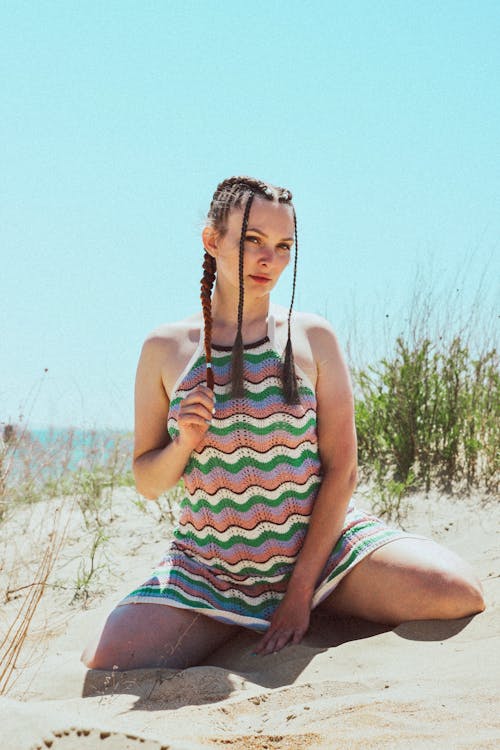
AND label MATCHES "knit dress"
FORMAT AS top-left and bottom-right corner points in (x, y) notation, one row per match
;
(118, 314), (410, 632)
